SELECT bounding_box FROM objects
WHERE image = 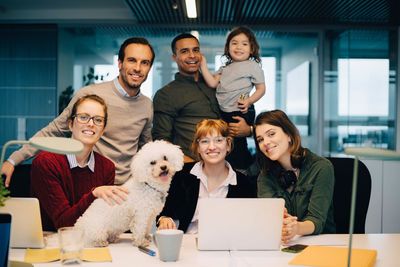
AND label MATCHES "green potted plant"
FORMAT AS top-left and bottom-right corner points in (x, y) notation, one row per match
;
(0, 175), (10, 206)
